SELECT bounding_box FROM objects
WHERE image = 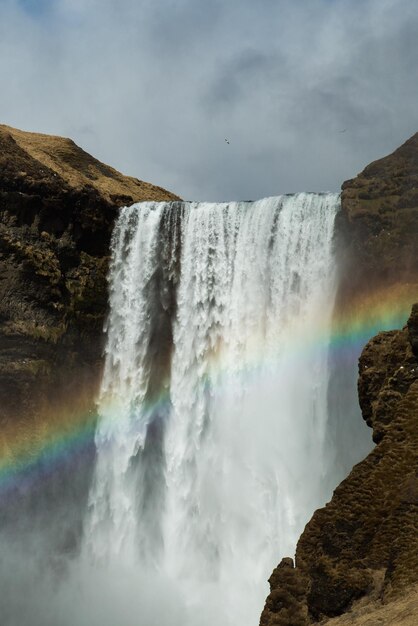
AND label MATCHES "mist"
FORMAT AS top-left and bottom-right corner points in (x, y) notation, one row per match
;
(0, 533), (190, 626)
